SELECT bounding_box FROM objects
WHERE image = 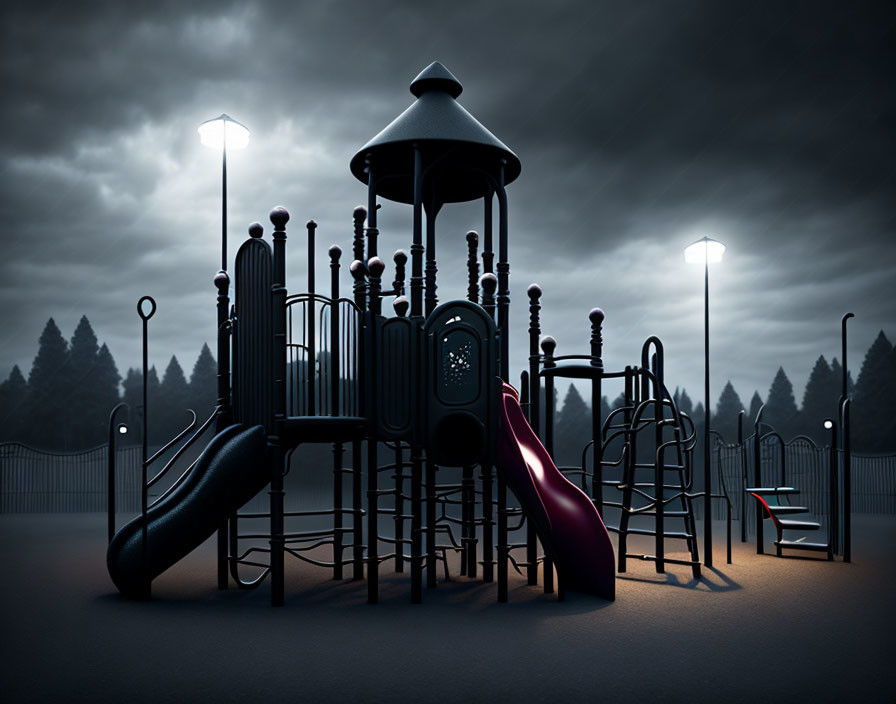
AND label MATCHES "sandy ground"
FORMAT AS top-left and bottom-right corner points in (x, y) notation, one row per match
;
(1, 514), (894, 703)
